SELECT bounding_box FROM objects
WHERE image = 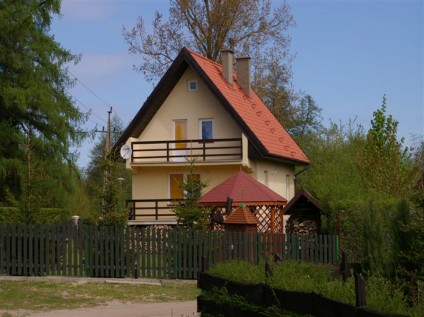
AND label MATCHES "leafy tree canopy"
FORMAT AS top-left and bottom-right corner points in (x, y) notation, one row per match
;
(362, 96), (418, 197)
